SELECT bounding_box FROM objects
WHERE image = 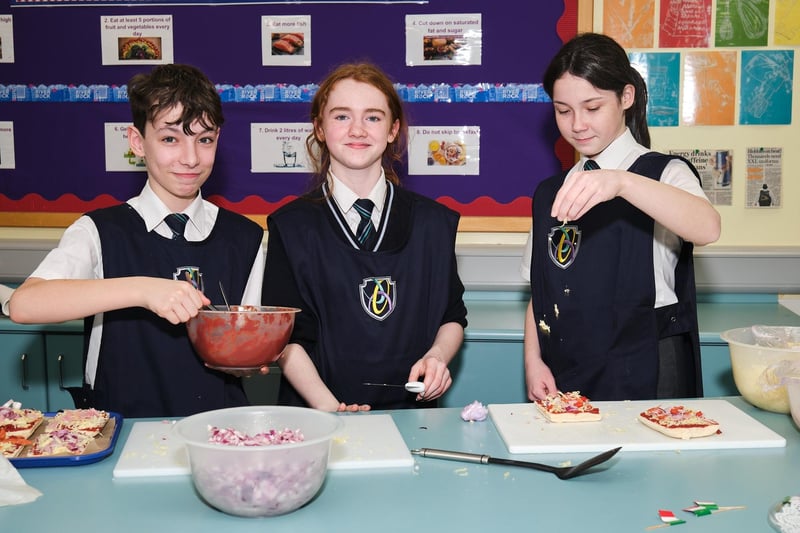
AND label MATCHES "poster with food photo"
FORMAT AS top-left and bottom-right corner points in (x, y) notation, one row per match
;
(100, 15), (173, 65)
(405, 13), (482, 66)
(262, 15), (310, 66)
(117, 37), (162, 61)
(408, 126), (480, 175)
